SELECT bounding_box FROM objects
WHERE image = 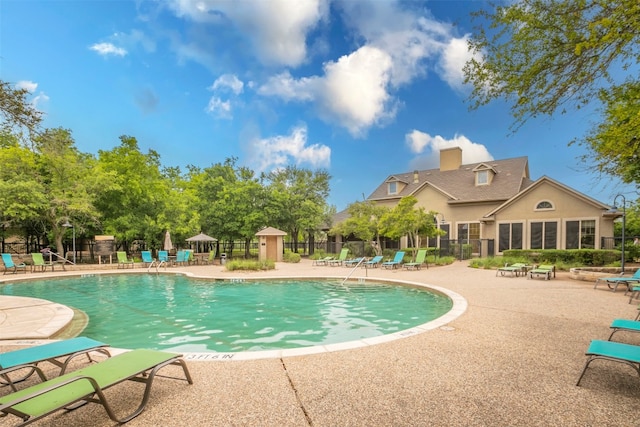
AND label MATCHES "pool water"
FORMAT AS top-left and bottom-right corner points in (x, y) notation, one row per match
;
(0, 275), (452, 353)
